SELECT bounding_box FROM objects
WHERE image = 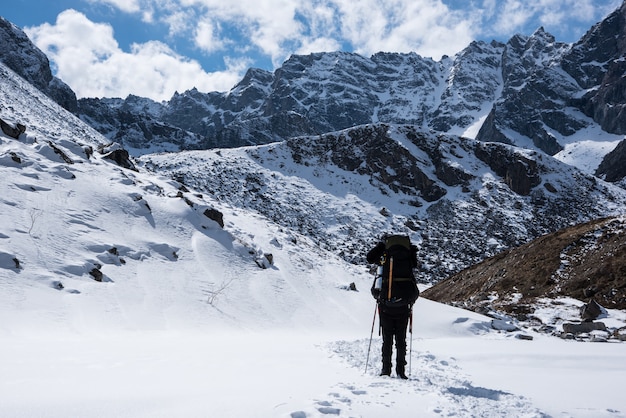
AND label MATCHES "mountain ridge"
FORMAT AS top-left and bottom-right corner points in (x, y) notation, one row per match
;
(3, 4), (626, 183)
(139, 123), (626, 283)
(64, 0), (626, 185)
